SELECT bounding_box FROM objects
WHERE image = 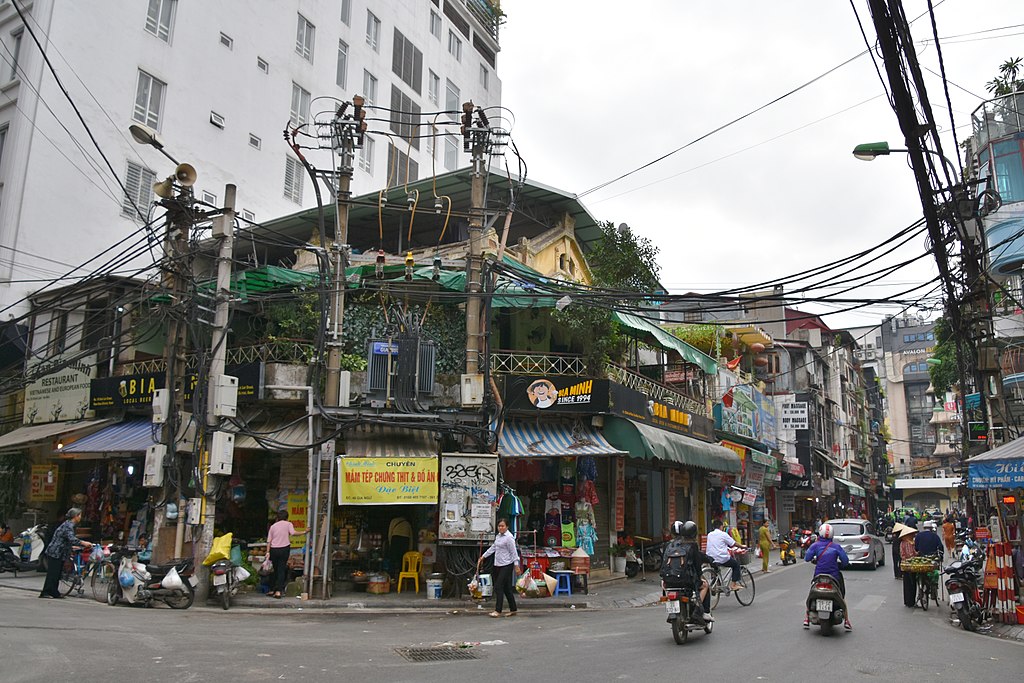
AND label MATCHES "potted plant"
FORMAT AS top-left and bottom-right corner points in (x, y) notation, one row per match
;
(609, 544), (628, 574)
